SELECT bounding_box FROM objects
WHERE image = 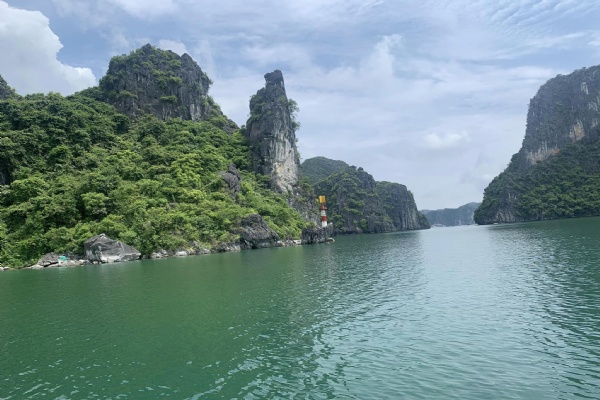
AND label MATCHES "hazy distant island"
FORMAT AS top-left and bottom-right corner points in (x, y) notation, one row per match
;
(420, 203), (480, 227)
(0, 45), (428, 269)
(475, 65), (600, 224)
